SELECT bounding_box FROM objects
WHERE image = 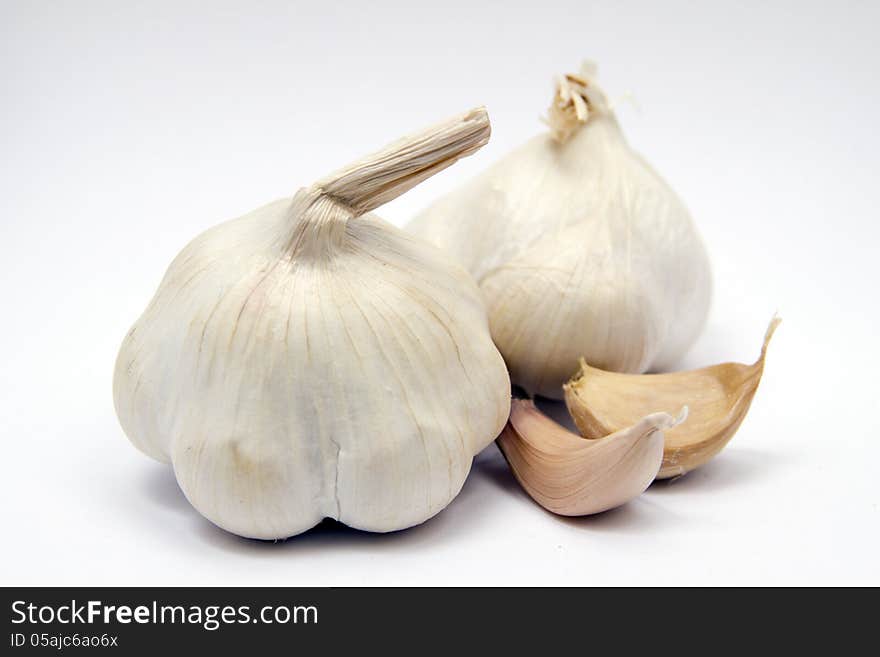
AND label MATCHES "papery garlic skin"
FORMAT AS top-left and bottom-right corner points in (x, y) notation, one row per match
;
(114, 109), (511, 540)
(409, 65), (712, 398)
